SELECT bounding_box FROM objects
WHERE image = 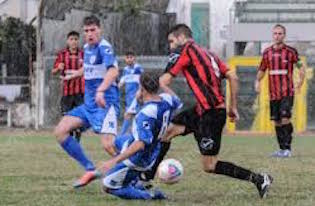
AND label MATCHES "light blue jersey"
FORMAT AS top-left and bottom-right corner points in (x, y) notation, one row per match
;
(116, 93), (182, 170)
(67, 39), (120, 134)
(103, 93), (182, 190)
(119, 64), (143, 108)
(83, 39), (120, 108)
